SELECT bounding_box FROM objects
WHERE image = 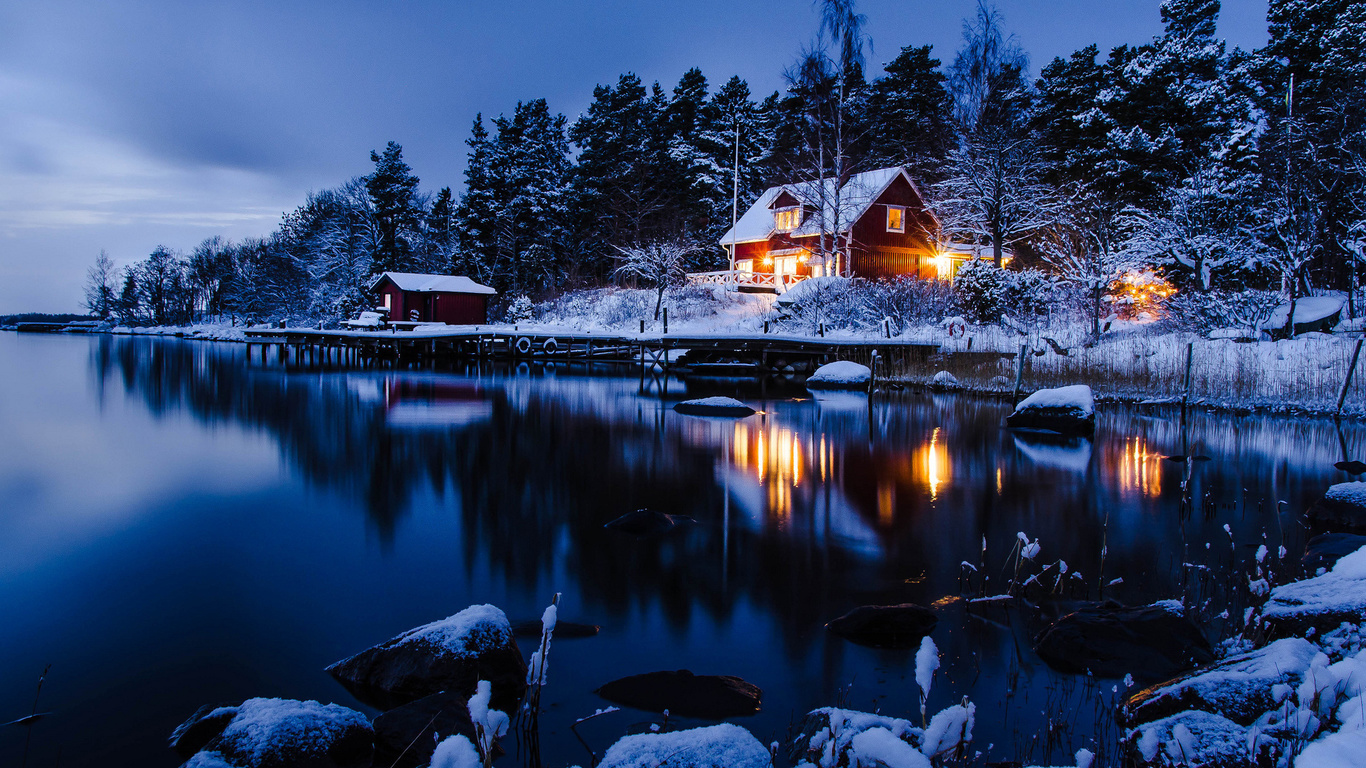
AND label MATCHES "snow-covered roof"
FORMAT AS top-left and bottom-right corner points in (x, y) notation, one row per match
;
(369, 272), (497, 295)
(719, 166), (918, 246)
